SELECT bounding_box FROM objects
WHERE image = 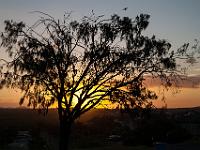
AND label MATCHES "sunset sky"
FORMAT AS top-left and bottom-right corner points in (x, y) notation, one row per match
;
(0, 0), (200, 108)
